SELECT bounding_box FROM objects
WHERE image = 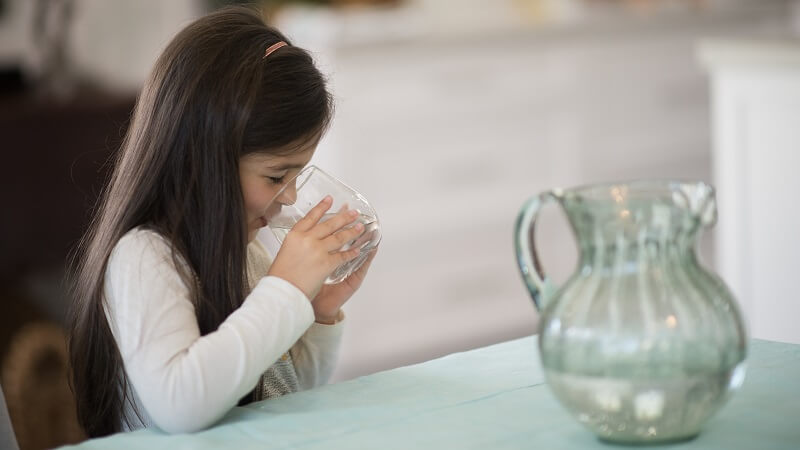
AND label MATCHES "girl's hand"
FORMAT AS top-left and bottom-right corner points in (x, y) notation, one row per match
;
(267, 196), (365, 300)
(312, 247), (378, 324)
